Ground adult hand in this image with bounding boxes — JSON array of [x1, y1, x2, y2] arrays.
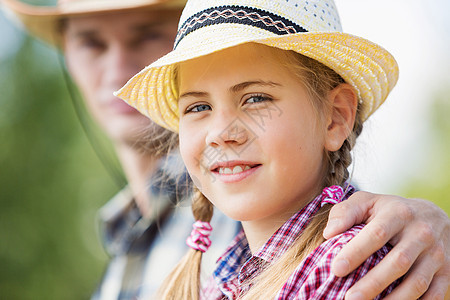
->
[[323, 192, 450, 300]]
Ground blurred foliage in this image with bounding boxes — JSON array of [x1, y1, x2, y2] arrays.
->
[[400, 90, 450, 215], [0, 36, 121, 298]]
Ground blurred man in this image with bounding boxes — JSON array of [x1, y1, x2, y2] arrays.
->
[[3, 0, 449, 299]]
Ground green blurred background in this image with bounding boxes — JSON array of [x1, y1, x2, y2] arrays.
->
[[0, 0, 449, 299], [0, 1, 121, 298]]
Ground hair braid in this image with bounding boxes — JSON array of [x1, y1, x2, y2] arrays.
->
[[325, 110, 364, 187], [191, 188, 214, 222], [157, 188, 214, 300]]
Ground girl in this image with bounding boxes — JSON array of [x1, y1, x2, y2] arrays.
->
[[116, 0, 402, 298]]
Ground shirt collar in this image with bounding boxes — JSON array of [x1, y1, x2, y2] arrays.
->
[[97, 156, 192, 256], [97, 185, 172, 256]]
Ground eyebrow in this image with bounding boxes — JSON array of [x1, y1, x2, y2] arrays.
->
[[132, 22, 173, 33], [179, 80, 282, 99], [179, 91, 209, 99], [229, 80, 282, 93], [68, 29, 97, 40], [69, 21, 170, 40]]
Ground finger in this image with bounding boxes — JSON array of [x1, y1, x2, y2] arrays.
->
[[324, 191, 375, 239], [418, 273, 449, 300], [422, 268, 450, 300], [345, 240, 444, 300], [331, 215, 406, 277], [383, 245, 445, 300], [343, 243, 420, 299], [420, 249, 449, 300]]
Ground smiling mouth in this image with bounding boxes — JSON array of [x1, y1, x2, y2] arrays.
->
[[214, 164, 261, 175]]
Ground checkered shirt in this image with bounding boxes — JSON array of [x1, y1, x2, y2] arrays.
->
[[202, 185, 402, 299]]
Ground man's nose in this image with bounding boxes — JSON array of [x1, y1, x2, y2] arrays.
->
[[102, 44, 141, 87]]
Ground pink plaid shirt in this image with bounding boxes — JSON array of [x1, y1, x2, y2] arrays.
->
[[201, 185, 402, 299]]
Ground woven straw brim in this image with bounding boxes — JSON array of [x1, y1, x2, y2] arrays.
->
[[115, 26, 398, 132], [2, 0, 185, 46]]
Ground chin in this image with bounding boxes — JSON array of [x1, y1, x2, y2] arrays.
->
[[214, 204, 259, 222], [209, 193, 263, 220]]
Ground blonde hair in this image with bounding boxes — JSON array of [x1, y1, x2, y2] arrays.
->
[[158, 45, 364, 299], [157, 189, 214, 300], [134, 123, 179, 157]]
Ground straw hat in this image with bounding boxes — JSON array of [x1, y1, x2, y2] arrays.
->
[[1, 0, 187, 46], [115, 0, 399, 132]]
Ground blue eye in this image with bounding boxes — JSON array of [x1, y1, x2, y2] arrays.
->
[[186, 103, 211, 113], [245, 94, 271, 104]]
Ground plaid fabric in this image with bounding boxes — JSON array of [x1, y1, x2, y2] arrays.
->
[[91, 159, 240, 300], [203, 185, 402, 299]]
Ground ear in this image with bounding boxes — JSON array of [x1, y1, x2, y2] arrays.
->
[[324, 83, 358, 152]]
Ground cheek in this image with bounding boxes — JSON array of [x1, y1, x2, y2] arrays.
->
[[179, 128, 193, 167], [262, 111, 325, 169], [67, 57, 98, 99], [179, 124, 203, 176], [67, 59, 104, 121], [179, 126, 212, 192]]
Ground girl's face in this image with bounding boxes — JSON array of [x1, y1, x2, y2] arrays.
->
[[178, 44, 329, 226]]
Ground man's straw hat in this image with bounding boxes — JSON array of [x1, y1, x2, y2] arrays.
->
[[115, 0, 399, 132], [1, 0, 187, 46]]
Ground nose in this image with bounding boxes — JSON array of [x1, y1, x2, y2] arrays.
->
[[205, 110, 249, 149], [102, 43, 142, 88]]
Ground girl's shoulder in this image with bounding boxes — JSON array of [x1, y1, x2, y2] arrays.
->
[[276, 224, 398, 299]]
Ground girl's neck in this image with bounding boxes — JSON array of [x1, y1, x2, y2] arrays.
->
[[241, 210, 300, 253], [115, 142, 159, 219], [241, 185, 324, 254]]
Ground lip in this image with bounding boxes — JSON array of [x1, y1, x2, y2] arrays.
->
[[210, 160, 262, 183]]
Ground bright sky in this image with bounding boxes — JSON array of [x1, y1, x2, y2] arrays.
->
[[1, 0, 449, 193]]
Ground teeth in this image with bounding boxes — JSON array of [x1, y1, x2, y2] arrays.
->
[[223, 167, 232, 174], [218, 165, 252, 175], [232, 166, 243, 174]]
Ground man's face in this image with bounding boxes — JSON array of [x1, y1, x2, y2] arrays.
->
[[63, 10, 180, 145]]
